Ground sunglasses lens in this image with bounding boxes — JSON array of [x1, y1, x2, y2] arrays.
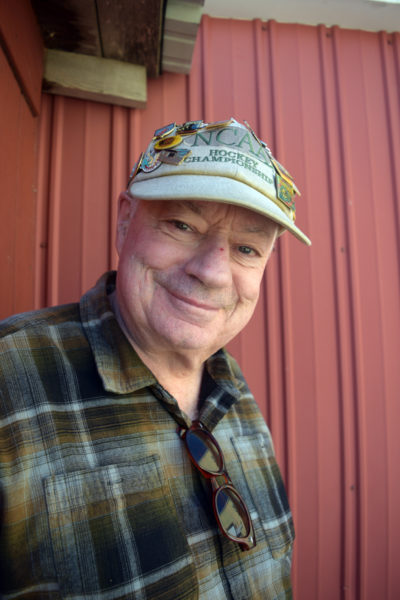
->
[[185, 429, 223, 473], [215, 487, 250, 539]]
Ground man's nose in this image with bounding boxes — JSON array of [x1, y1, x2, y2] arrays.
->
[[184, 237, 232, 288]]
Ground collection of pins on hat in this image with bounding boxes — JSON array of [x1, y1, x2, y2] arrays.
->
[[127, 119, 300, 214]]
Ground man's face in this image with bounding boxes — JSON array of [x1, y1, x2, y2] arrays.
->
[[115, 196, 278, 360]]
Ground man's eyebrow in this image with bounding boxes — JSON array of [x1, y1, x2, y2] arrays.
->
[[240, 225, 277, 236], [173, 202, 277, 237], [242, 226, 266, 233], [179, 201, 202, 215]]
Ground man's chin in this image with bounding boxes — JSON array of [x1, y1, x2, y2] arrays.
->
[[157, 324, 223, 356]]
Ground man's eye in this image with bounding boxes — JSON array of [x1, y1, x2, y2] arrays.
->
[[172, 220, 191, 231], [238, 245, 255, 255]]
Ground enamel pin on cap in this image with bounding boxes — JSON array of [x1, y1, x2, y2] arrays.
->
[[127, 152, 144, 187], [153, 122, 177, 139], [177, 120, 203, 135], [159, 149, 192, 165], [126, 117, 311, 246], [244, 120, 273, 166], [141, 151, 161, 173], [276, 174, 296, 210], [204, 119, 233, 130], [154, 135, 183, 150]]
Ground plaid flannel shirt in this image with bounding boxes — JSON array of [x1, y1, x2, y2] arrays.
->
[[0, 272, 294, 600]]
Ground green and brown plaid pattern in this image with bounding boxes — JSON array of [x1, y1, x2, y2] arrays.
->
[[0, 272, 294, 599]]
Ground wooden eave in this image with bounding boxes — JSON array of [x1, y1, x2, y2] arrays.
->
[[31, 0, 165, 79], [31, 0, 204, 108]]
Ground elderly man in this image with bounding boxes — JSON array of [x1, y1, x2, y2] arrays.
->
[[0, 118, 310, 599]]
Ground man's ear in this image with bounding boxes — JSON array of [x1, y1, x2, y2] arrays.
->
[[115, 192, 138, 255]]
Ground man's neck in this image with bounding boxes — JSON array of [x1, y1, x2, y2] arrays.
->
[[140, 352, 204, 420], [109, 291, 205, 420]]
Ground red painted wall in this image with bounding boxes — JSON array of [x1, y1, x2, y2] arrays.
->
[[2, 11, 400, 600], [0, 0, 43, 317]]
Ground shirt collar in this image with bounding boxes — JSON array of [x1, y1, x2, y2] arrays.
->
[[80, 271, 156, 394]]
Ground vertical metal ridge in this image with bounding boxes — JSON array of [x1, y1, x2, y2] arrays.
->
[[252, 18, 265, 135], [187, 16, 204, 118], [317, 24, 357, 598], [330, 26, 362, 599], [380, 31, 400, 285], [199, 14, 213, 119], [261, 24, 294, 514], [81, 101, 91, 293], [109, 105, 129, 271], [356, 30, 390, 600], [377, 29, 400, 600], [34, 94, 53, 309], [81, 101, 113, 293], [253, 17, 276, 430], [47, 96, 65, 307]]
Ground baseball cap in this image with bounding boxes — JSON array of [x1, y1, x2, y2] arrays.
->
[[127, 118, 311, 246]]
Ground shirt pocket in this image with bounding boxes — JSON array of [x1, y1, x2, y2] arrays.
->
[[231, 433, 295, 560], [43, 455, 198, 599]]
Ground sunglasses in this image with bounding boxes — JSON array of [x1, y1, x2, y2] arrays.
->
[[179, 420, 256, 551]]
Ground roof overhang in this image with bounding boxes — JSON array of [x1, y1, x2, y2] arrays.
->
[[32, 0, 204, 108]]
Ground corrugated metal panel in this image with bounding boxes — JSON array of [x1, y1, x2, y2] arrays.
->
[[35, 17, 400, 600], [0, 0, 43, 320]]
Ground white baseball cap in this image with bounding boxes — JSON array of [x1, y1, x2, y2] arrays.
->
[[127, 118, 311, 246]]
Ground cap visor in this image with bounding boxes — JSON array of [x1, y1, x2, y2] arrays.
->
[[129, 174, 311, 246]]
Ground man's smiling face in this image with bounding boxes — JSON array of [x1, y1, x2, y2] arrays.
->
[[115, 196, 278, 360]]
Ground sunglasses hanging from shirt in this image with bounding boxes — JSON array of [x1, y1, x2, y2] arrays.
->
[[179, 420, 256, 551]]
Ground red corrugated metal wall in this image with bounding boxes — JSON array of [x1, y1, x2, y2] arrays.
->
[[25, 15, 400, 600], [0, 0, 43, 317]]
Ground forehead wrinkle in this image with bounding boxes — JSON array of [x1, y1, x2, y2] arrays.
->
[[239, 225, 276, 237], [174, 200, 203, 214]]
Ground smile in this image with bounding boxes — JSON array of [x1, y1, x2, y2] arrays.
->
[[166, 289, 220, 312]]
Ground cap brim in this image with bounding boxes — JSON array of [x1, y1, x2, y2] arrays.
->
[[129, 174, 311, 246]]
